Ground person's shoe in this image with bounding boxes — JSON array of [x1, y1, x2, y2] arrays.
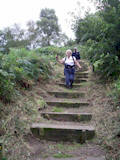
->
[[65, 85, 72, 89], [70, 84, 73, 89], [65, 85, 69, 88], [70, 81, 73, 88]]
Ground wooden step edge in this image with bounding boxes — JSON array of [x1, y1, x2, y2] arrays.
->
[[31, 123, 95, 131], [40, 112, 92, 115], [47, 91, 86, 94], [30, 123, 95, 143]]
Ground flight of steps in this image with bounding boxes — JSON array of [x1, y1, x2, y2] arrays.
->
[[29, 61, 106, 160], [31, 63, 95, 144]]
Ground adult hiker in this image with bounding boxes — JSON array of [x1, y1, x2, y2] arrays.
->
[[72, 47, 80, 62], [72, 47, 81, 71], [56, 49, 82, 88]]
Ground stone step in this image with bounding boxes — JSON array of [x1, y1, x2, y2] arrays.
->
[[58, 83, 83, 88], [41, 105, 94, 115], [48, 91, 85, 98], [31, 123, 95, 143], [46, 100, 89, 108], [40, 112, 92, 122], [61, 78, 87, 83]]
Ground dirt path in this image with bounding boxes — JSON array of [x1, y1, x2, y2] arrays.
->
[[26, 61, 109, 160]]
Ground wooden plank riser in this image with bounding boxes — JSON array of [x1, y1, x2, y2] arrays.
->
[[48, 92, 85, 99], [41, 113, 92, 122], [75, 75, 89, 78], [31, 128, 95, 143], [46, 102, 89, 108]]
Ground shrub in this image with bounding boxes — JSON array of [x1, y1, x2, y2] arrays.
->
[[0, 70, 15, 102], [0, 48, 53, 102], [94, 53, 120, 79]]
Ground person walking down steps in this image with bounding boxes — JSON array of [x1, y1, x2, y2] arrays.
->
[[56, 49, 82, 88], [72, 47, 81, 62], [72, 47, 81, 71]]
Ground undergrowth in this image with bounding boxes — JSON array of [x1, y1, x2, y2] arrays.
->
[[0, 48, 53, 103], [89, 73, 120, 160], [0, 88, 47, 160]]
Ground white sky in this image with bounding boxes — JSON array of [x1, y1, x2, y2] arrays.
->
[[0, 0, 96, 38]]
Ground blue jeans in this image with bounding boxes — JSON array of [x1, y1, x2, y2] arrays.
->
[[64, 67, 75, 87]]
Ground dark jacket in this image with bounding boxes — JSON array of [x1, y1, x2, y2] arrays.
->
[[72, 51, 80, 60]]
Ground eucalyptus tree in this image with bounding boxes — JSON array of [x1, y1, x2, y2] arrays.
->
[[36, 8, 61, 47], [26, 20, 38, 49]]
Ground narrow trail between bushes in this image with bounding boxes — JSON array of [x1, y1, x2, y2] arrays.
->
[[26, 60, 112, 160]]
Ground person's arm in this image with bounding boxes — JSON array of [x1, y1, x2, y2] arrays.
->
[[56, 56, 65, 64], [74, 59, 82, 69]]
